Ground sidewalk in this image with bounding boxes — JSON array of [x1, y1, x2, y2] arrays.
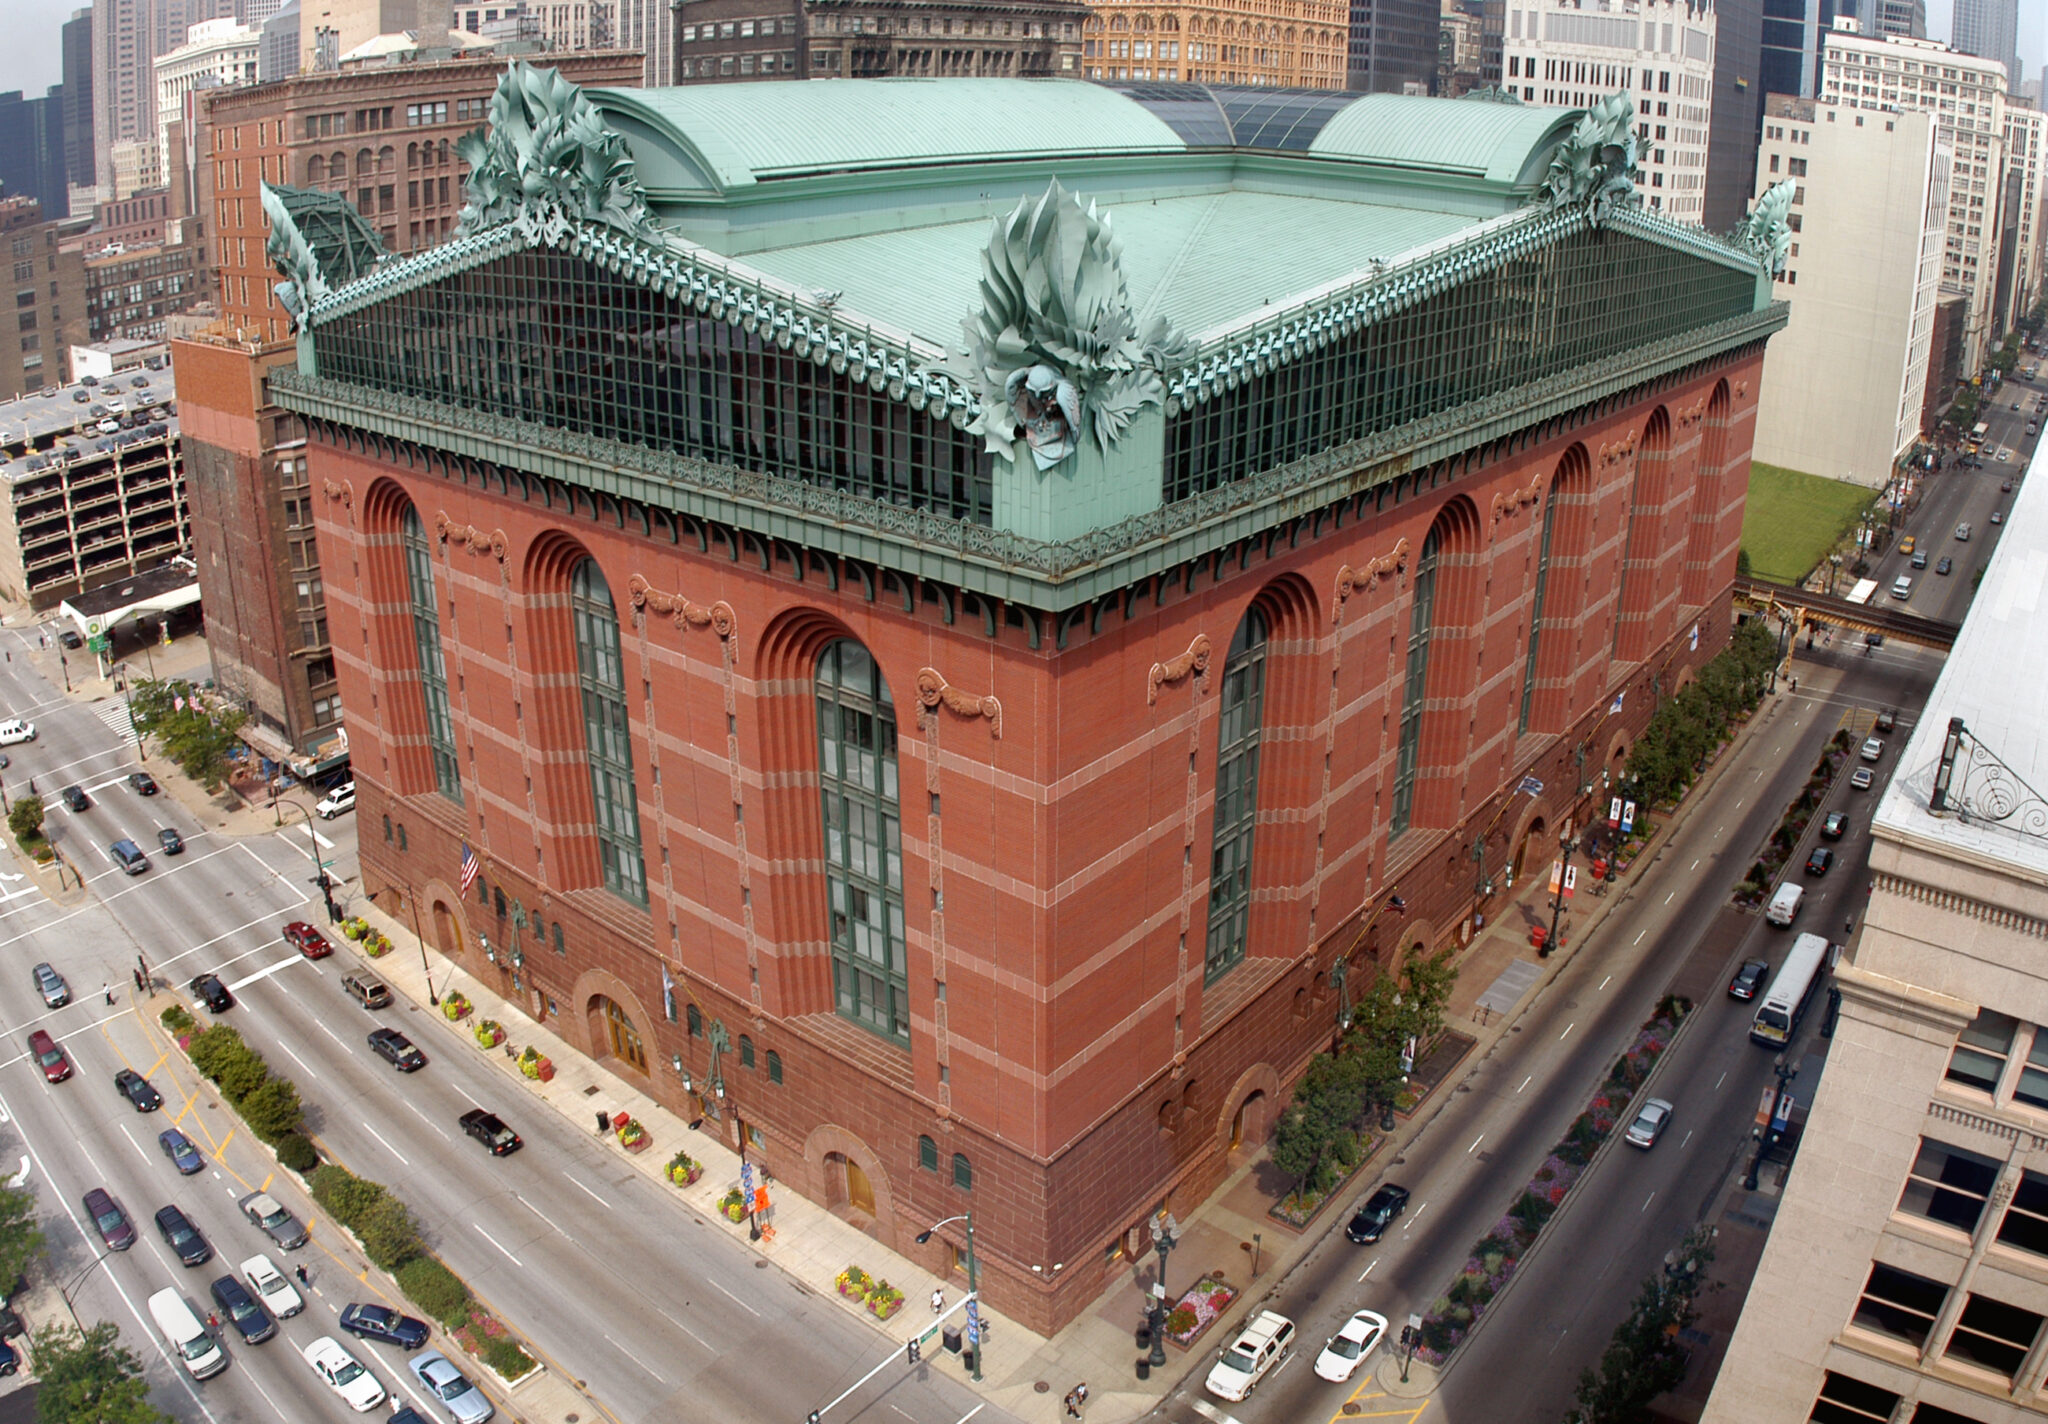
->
[[332, 683, 1798, 1424]]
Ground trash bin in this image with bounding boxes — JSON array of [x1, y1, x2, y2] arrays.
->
[[942, 1325, 962, 1355], [1135, 1326, 1152, 1350], [1135, 1358, 1151, 1382]]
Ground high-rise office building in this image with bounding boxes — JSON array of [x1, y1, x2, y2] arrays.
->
[[153, 17, 259, 184], [0, 196, 90, 394], [1866, 0, 1923, 38], [1761, 0, 1841, 103], [1347, 0, 1440, 92], [616, 0, 671, 85], [0, 91, 72, 220], [259, 0, 301, 80], [61, 10, 95, 205], [1705, 0, 1765, 232], [91, 0, 238, 195], [1503, 0, 1718, 222], [1952, 0, 2018, 89]]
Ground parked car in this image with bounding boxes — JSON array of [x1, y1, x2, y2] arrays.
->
[[158, 1127, 204, 1174], [158, 827, 185, 855], [1911, 550, 1927, 569], [1957, 522, 1973, 540], [27, 1030, 70, 1082], [1624, 1097, 1673, 1149], [283, 921, 333, 959], [1728, 958, 1770, 1000], [60, 784, 88, 812], [189, 974, 232, 1012], [342, 974, 392, 1009], [1992, 509, 2005, 525], [210, 1274, 277, 1344], [82, 1188, 136, 1251], [1851, 766, 1875, 791], [1821, 812, 1848, 840], [2004, 477, 2016, 492], [128, 771, 157, 795], [1875, 709, 1896, 733], [339, 1303, 429, 1350], [55, 628, 80, 649], [114, 1068, 161, 1111], [409, 1350, 495, 1424], [1205, 1309, 1296, 1402], [1312, 1309, 1388, 1384], [1805, 846, 1834, 876], [154, 1205, 213, 1266], [1343, 1183, 1411, 1245], [315, 781, 356, 819], [242, 1254, 304, 1317], [238, 1191, 308, 1250], [459, 1109, 521, 1156], [369, 1028, 426, 1071], [0, 720, 35, 745], [32, 962, 68, 1006], [304, 1336, 387, 1412]]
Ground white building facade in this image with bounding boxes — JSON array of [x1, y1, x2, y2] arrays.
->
[[1821, 21, 2010, 373], [1502, 0, 1716, 222], [454, 0, 612, 49], [152, 17, 258, 186], [1751, 97, 1947, 485], [2002, 105, 2045, 331]]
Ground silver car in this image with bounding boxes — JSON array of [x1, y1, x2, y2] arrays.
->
[[238, 1191, 308, 1250], [33, 962, 68, 1008], [1625, 1097, 1673, 1149], [409, 1350, 495, 1424]]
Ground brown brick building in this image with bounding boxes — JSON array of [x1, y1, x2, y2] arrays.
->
[[1081, 0, 1347, 86], [83, 237, 209, 342], [268, 74, 1787, 1331], [1, 196, 90, 396], [674, 0, 1086, 80]]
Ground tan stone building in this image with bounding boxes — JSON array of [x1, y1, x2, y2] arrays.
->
[[0, 197, 90, 397], [1080, 0, 1346, 86], [1703, 451, 2048, 1423], [672, 0, 1087, 82]]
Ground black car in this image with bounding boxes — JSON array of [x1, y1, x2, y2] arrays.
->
[[459, 1108, 521, 1156], [1728, 958, 1771, 1000], [56, 629, 81, 649], [1821, 812, 1848, 840], [1344, 1183, 1411, 1244], [1805, 846, 1834, 876], [128, 771, 158, 795], [154, 1205, 212, 1266], [210, 1275, 276, 1344], [114, 1068, 161, 1111], [158, 827, 185, 854], [189, 974, 232, 1012], [339, 1303, 430, 1349], [368, 1028, 426, 1071], [60, 784, 89, 812], [1875, 709, 1896, 732], [1937, 556, 1954, 576]]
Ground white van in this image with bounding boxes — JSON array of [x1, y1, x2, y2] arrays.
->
[[148, 1287, 227, 1379], [1766, 882, 1805, 927], [1891, 575, 1913, 600]]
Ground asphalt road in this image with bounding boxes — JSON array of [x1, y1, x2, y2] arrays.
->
[[0, 643, 1024, 1424]]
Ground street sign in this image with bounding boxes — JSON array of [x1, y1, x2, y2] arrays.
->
[[740, 1161, 755, 1217], [1563, 865, 1578, 899], [964, 1296, 981, 1346], [1621, 800, 1637, 834], [1754, 1087, 1777, 1129], [1770, 1091, 1796, 1138]]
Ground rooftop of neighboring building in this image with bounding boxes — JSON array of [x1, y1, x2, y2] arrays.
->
[[0, 363, 179, 478], [1874, 431, 2048, 877]]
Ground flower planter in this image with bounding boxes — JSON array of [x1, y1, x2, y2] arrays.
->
[[867, 1290, 904, 1319], [518, 1048, 551, 1081], [442, 994, 472, 1021], [614, 1114, 649, 1151], [474, 1020, 505, 1049], [666, 1157, 702, 1187]]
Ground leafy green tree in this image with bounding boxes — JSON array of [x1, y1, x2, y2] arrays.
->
[[1272, 1052, 1364, 1196], [309, 1165, 387, 1224], [0, 1182, 44, 1288], [31, 1321, 168, 1424], [125, 679, 246, 790], [1563, 1227, 1716, 1424], [355, 1196, 421, 1271], [7, 796, 42, 845], [237, 1075, 302, 1142], [215, 1046, 269, 1105]]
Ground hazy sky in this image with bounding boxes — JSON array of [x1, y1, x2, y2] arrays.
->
[[0, 0, 2041, 107]]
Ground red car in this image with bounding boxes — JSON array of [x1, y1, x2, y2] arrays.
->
[[283, 922, 332, 959], [27, 1030, 70, 1083]]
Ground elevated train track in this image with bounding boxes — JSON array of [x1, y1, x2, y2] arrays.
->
[[1735, 577, 1958, 653]]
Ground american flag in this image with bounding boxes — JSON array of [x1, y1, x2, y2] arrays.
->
[[459, 843, 480, 894]]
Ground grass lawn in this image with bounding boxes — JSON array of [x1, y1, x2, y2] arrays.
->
[[1741, 462, 1880, 584]]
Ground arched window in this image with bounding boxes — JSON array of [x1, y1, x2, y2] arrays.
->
[[571, 559, 647, 904], [767, 1050, 783, 1084], [306, 155, 325, 183], [816, 640, 908, 1044], [1520, 482, 1560, 735], [1206, 607, 1267, 982], [1392, 528, 1440, 837], [952, 1153, 973, 1191], [739, 1035, 755, 1069], [918, 1134, 939, 1170], [401, 507, 461, 800]]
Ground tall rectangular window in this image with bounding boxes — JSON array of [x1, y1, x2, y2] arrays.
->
[[1520, 485, 1558, 735], [1807, 1371, 1899, 1424], [1897, 1137, 1999, 1235], [1206, 609, 1266, 982], [816, 641, 908, 1044], [401, 509, 460, 801], [1392, 529, 1439, 837], [1948, 1008, 2018, 1093], [571, 561, 646, 905], [1852, 1263, 1947, 1349]]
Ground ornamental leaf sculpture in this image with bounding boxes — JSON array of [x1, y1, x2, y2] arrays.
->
[[261, 183, 331, 328], [455, 60, 651, 239], [961, 180, 1195, 471], [1533, 91, 1642, 227], [1736, 179, 1797, 278]]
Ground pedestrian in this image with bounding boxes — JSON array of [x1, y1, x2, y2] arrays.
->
[[102, 984, 113, 1005], [1075, 1383, 1089, 1411], [294, 1264, 309, 1286], [133, 968, 144, 993], [930, 1288, 944, 1315], [205, 1313, 220, 1330], [1063, 1392, 1080, 1420]]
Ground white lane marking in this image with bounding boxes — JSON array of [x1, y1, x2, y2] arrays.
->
[[118, 1121, 147, 1165], [402, 1101, 450, 1140], [1549, 1329, 1570, 1356], [711, 1277, 760, 1317], [953, 1406, 987, 1424], [1598, 975, 1611, 991], [1357, 1258, 1378, 1284], [1680, 1130, 1694, 1150], [1407, 1202, 1428, 1226], [1633, 929, 1646, 945], [563, 1173, 611, 1209], [473, 1223, 523, 1266], [1689, 858, 1700, 871], [1714, 1071, 1727, 1092], [5, 1157, 25, 1187], [226, 955, 306, 993], [1517, 1075, 1532, 1094], [361, 1121, 409, 1166], [1560, 1021, 1576, 1042], [452, 1083, 484, 1109], [273, 1038, 314, 1075], [1467, 1134, 1484, 1155], [1191, 1399, 1240, 1424], [312, 1019, 355, 1056], [1663, 891, 1675, 905], [656, 1307, 713, 1352], [1642, 1191, 1656, 1213], [514, 1193, 572, 1242], [604, 1333, 667, 1382]]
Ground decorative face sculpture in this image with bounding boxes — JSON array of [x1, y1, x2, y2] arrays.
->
[[1006, 364, 1082, 470]]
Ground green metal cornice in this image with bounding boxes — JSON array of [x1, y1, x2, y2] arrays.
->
[[272, 300, 1784, 614], [1166, 203, 1766, 409]]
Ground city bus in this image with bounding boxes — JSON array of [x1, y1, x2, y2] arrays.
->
[[1750, 932, 1833, 1047], [1843, 578, 1878, 606]]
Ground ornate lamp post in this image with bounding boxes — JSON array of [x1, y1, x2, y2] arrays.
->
[[1145, 1213, 1181, 1368], [916, 1214, 981, 1381], [1541, 831, 1572, 959], [368, 886, 438, 1006]]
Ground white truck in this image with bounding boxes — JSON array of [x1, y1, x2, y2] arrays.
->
[[1766, 882, 1804, 927], [1205, 1309, 1296, 1401]]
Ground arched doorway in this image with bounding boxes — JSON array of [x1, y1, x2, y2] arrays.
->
[[433, 901, 460, 958], [846, 1158, 876, 1216], [593, 996, 646, 1073], [1230, 1090, 1268, 1152]]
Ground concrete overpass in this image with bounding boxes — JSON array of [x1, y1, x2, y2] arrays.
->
[[1735, 578, 1959, 653]]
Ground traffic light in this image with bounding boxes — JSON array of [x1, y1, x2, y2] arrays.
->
[[907, 1338, 922, 1365]]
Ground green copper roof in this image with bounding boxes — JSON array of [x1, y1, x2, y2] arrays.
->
[[593, 80, 1189, 194], [1309, 94, 1580, 185]]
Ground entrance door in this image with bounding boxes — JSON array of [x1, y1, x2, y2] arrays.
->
[[599, 997, 646, 1073], [846, 1158, 876, 1216], [434, 902, 460, 958]]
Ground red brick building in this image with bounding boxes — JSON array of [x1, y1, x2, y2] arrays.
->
[[269, 73, 1788, 1330]]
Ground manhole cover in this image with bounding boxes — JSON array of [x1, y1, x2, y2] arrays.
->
[[1342, 1405, 1364, 1416], [566, 1416, 579, 1423], [755, 1260, 768, 1269], [1034, 1382, 1050, 1394], [582, 1085, 600, 1096]]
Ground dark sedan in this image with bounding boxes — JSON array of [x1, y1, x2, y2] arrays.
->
[[60, 784, 89, 812], [128, 771, 158, 796], [83, 1188, 135, 1251], [1820, 812, 1848, 840], [210, 1275, 276, 1344], [114, 1068, 161, 1111], [1937, 556, 1954, 576], [154, 1205, 212, 1266], [368, 1028, 426, 1072], [1728, 958, 1771, 1000], [189, 974, 233, 1012], [339, 1303, 430, 1350], [1344, 1183, 1412, 1244], [1804, 846, 1833, 876], [158, 1128, 204, 1175], [158, 827, 185, 854]]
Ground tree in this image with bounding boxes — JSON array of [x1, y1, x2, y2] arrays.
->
[[0, 1182, 44, 1288], [125, 678, 246, 790], [1271, 1052, 1364, 1196], [31, 1321, 168, 1424], [1563, 1227, 1716, 1424], [7, 796, 41, 845], [237, 1075, 302, 1142], [354, 1196, 422, 1271]]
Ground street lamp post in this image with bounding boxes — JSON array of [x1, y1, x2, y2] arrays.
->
[[916, 1213, 981, 1381], [276, 799, 334, 920], [58, 1251, 112, 1328], [370, 886, 438, 1007], [1541, 831, 1572, 959], [1145, 1213, 1181, 1369]]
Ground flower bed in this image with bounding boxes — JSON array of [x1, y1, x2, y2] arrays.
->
[[1161, 1274, 1236, 1349], [612, 1113, 649, 1152], [720, 1188, 746, 1223], [1413, 995, 1691, 1365]]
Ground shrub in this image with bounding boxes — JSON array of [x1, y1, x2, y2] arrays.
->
[[309, 1165, 387, 1225], [186, 1024, 247, 1080], [397, 1258, 471, 1328], [274, 1132, 319, 1173], [481, 1333, 534, 1379], [159, 1004, 193, 1033], [216, 1045, 269, 1105], [238, 1075, 302, 1141], [354, 1196, 421, 1271]]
